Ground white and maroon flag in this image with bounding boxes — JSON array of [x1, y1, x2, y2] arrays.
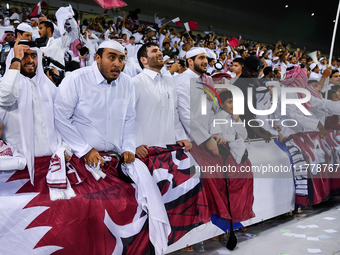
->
[[29, 1, 42, 18], [284, 130, 340, 206], [0, 146, 213, 254], [171, 17, 182, 27], [184, 21, 198, 32]]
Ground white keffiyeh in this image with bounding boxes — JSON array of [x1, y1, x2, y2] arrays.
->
[[6, 47, 74, 200]]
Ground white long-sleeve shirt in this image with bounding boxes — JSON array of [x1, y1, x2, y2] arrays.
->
[[54, 61, 136, 158], [280, 92, 340, 137], [40, 19, 78, 67], [0, 70, 53, 157], [83, 33, 100, 66], [122, 57, 139, 77], [133, 68, 187, 147], [175, 68, 216, 145], [210, 110, 248, 142], [132, 32, 143, 43], [31, 26, 40, 40]]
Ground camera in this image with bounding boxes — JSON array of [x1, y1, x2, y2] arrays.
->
[[5, 39, 66, 85], [79, 46, 89, 56], [42, 55, 65, 86]]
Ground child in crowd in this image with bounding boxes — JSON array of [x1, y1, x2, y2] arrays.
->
[[210, 91, 247, 164], [0, 119, 26, 170], [210, 90, 248, 142]]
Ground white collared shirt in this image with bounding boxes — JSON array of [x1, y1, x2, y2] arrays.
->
[[54, 61, 136, 157], [133, 68, 186, 147], [40, 20, 78, 67], [0, 70, 55, 157], [174, 68, 215, 145], [210, 110, 248, 142], [30, 76, 53, 156]]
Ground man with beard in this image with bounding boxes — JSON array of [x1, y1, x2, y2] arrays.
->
[[133, 42, 190, 158], [1, 30, 15, 44], [0, 30, 15, 76], [175, 47, 224, 155], [0, 37, 72, 191], [54, 40, 136, 165]]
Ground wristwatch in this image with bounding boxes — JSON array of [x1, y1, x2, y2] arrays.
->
[[11, 58, 21, 64]]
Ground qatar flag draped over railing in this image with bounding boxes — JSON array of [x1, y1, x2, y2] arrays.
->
[[0, 142, 257, 254], [0, 145, 236, 254], [284, 130, 340, 206]]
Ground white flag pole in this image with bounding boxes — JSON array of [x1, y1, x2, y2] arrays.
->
[[325, 0, 340, 99], [165, 17, 178, 25]]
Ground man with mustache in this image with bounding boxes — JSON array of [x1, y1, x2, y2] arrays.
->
[[175, 47, 224, 155], [133, 42, 190, 158], [0, 37, 72, 188], [54, 40, 136, 165]]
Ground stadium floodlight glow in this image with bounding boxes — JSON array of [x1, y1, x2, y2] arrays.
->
[[311, 13, 315, 16], [285, 5, 288, 8]]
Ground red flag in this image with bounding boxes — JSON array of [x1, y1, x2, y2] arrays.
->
[[29, 1, 41, 18], [227, 37, 239, 47], [94, 0, 127, 9], [184, 21, 198, 31], [103, 9, 108, 15]]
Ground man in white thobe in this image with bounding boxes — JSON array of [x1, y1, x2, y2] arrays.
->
[[0, 38, 70, 184], [54, 40, 136, 165], [133, 42, 190, 158], [38, 18, 78, 67], [175, 47, 224, 156]]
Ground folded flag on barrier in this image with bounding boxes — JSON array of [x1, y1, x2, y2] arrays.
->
[[284, 130, 340, 206], [0, 145, 213, 254]]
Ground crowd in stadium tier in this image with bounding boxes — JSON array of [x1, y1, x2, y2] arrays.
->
[[1, 4, 340, 254], [0, 4, 340, 162]]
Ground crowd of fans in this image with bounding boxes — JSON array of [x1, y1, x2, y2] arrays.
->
[[1, 3, 340, 253], [1, 4, 340, 154]]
